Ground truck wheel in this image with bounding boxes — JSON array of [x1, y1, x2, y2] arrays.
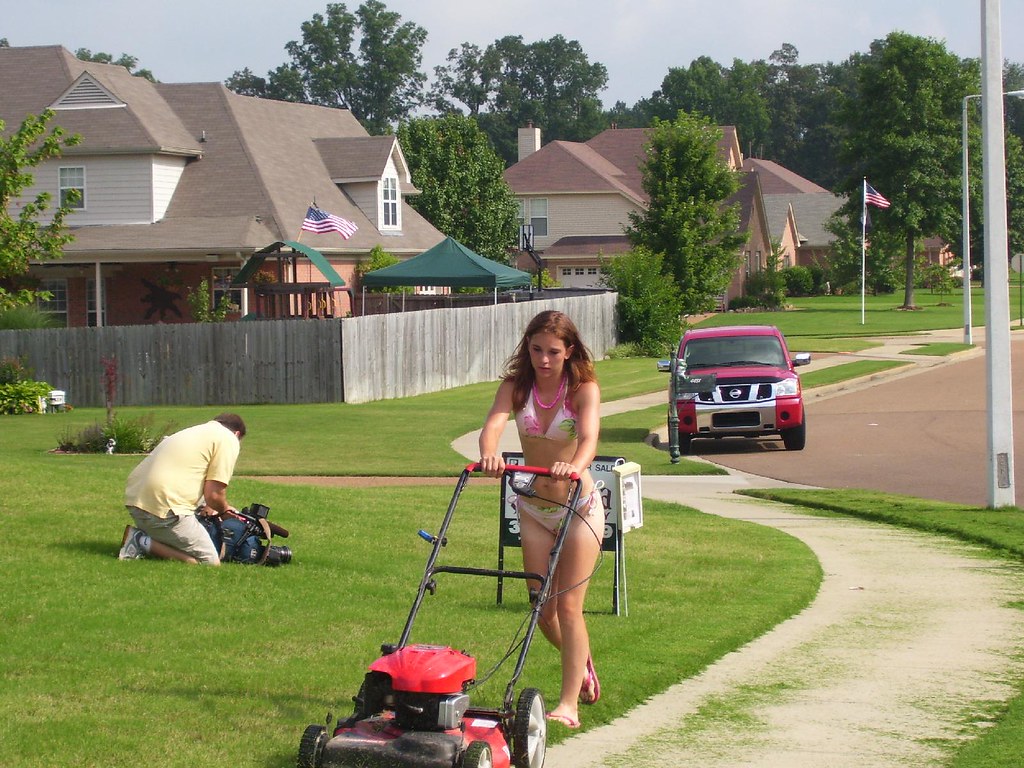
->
[[464, 740, 494, 768], [297, 724, 326, 768], [678, 432, 693, 455], [512, 688, 546, 768], [782, 421, 806, 451]]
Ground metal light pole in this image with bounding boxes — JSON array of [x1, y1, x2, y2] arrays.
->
[[981, 0, 1015, 507], [961, 87, 1024, 346]]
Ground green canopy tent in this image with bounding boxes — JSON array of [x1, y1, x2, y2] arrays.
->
[[233, 240, 349, 318], [360, 236, 531, 313]]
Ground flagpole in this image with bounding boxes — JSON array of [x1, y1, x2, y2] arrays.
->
[[861, 177, 867, 325], [296, 202, 313, 243]]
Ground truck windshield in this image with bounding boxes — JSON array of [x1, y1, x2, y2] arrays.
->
[[683, 336, 786, 369]]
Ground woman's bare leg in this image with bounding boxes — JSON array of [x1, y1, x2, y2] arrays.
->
[[520, 507, 602, 724]]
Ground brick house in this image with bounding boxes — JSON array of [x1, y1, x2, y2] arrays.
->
[[504, 124, 828, 307], [0, 45, 444, 326]]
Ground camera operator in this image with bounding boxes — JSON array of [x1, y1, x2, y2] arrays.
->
[[119, 413, 246, 565]]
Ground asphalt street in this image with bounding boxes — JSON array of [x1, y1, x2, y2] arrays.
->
[[677, 330, 1024, 507]]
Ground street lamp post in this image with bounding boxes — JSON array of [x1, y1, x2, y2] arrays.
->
[[961, 88, 1024, 345]]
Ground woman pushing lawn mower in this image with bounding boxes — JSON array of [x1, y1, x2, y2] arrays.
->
[[478, 310, 603, 730]]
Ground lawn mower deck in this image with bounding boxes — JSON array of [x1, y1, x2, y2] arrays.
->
[[298, 465, 579, 768]]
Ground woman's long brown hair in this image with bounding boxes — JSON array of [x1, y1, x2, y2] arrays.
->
[[503, 310, 596, 411]]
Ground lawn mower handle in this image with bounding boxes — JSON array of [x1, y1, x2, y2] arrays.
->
[[465, 462, 581, 481]]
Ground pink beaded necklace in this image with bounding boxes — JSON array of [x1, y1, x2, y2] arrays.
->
[[532, 376, 567, 410]]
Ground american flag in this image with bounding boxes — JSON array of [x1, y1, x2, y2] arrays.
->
[[864, 181, 891, 209], [301, 206, 359, 239]]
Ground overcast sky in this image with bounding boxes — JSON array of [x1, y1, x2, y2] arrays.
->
[[3, 1, 1023, 108]]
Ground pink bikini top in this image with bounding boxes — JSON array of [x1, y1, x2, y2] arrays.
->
[[515, 385, 578, 441]]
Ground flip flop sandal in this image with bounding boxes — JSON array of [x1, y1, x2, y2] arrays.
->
[[579, 654, 601, 705], [546, 712, 580, 729]]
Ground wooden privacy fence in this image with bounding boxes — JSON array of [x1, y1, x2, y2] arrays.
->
[[0, 293, 617, 407]]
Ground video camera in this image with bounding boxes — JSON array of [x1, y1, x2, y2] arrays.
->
[[200, 502, 292, 566]]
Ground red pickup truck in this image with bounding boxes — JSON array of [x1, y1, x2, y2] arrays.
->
[[662, 325, 811, 454]]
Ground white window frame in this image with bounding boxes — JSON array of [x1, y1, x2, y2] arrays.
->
[[86, 277, 107, 327], [37, 278, 68, 326], [212, 267, 243, 311], [382, 177, 399, 228], [529, 198, 548, 237], [59, 166, 85, 209]]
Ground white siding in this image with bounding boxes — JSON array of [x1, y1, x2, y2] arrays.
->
[[526, 193, 637, 249], [152, 156, 187, 220], [11, 154, 173, 225]]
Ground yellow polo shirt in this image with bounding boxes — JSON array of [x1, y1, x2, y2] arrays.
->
[[124, 420, 240, 518]]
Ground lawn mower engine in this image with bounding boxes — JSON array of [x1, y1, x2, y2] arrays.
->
[[299, 644, 513, 768]]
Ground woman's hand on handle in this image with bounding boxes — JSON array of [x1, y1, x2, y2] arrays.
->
[[478, 454, 506, 478], [549, 461, 579, 481]]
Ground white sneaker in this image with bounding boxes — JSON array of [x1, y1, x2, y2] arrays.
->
[[118, 525, 146, 560]]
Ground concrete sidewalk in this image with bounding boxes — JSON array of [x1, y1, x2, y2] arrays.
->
[[543, 471, 1024, 767]]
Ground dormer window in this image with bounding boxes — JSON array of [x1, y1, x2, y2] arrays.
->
[[382, 177, 399, 228]]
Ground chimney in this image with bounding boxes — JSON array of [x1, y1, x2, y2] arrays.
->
[[518, 121, 541, 162]]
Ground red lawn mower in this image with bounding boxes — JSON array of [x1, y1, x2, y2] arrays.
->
[[297, 464, 582, 768]]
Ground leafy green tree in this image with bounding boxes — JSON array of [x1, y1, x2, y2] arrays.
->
[[627, 44, 854, 189], [74, 48, 155, 81], [600, 247, 683, 356], [396, 115, 518, 262], [643, 56, 771, 154], [838, 32, 976, 309], [625, 111, 747, 314], [1005, 133, 1024, 261], [186, 278, 232, 322], [0, 110, 82, 310], [429, 34, 608, 164], [824, 214, 899, 295], [760, 45, 855, 189], [226, 1, 427, 135], [224, 65, 306, 102], [744, 239, 787, 308], [357, 245, 409, 293]]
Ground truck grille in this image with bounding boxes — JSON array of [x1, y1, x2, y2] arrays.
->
[[698, 383, 773, 404]]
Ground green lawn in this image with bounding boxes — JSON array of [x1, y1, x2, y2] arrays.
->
[[696, 286, 980, 339], [5, 302, 1024, 767], [0, 405, 819, 767]]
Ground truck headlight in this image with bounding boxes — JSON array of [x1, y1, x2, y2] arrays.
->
[[776, 378, 799, 396]]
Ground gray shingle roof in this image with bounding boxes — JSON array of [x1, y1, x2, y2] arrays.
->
[[1, 45, 443, 257], [763, 192, 843, 247]]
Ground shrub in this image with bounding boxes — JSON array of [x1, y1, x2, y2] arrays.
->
[[743, 270, 785, 309], [0, 305, 59, 329], [782, 266, 814, 297], [806, 265, 828, 294], [0, 380, 52, 414], [0, 355, 33, 385], [187, 278, 233, 322], [601, 247, 683, 357], [727, 294, 763, 311], [57, 414, 175, 454], [605, 342, 644, 359]]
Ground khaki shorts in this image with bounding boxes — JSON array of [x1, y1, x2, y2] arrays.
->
[[127, 506, 220, 564]]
